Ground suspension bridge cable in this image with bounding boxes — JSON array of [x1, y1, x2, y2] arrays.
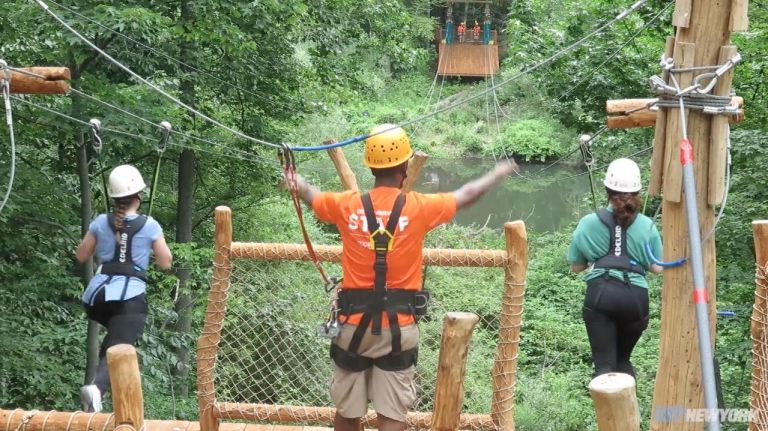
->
[[33, 0, 282, 150], [44, 0, 274, 103], [11, 96, 279, 165], [290, 0, 651, 152], [67, 88, 275, 163], [549, 144, 654, 185], [557, 1, 674, 102]]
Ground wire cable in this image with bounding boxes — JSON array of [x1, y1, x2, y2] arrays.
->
[[290, 0, 651, 151], [557, 1, 674, 102], [11, 95, 279, 165], [45, 0, 272, 102], [0, 64, 17, 215], [34, 0, 281, 149], [67, 88, 276, 164]]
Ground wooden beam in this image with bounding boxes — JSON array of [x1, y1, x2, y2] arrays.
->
[[491, 221, 528, 430], [107, 345, 144, 431], [589, 373, 640, 431], [649, 36, 677, 196], [605, 96, 743, 129], [432, 312, 480, 431], [7, 67, 71, 94], [326, 144, 359, 192], [213, 403, 496, 430], [230, 242, 509, 268], [672, 0, 692, 28], [402, 151, 428, 193], [196, 207, 232, 431], [750, 221, 768, 431]]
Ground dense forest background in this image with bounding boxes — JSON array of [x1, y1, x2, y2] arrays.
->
[[1, 0, 767, 430]]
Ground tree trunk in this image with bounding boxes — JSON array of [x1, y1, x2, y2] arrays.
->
[[73, 84, 99, 385], [173, 0, 197, 397]]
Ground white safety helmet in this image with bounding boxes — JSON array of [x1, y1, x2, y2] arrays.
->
[[603, 158, 642, 193], [108, 165, 146, 198]]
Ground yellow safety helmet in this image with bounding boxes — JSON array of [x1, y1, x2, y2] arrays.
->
[[364, 124, 413, 168]]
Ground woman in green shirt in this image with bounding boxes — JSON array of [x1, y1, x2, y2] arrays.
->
[[567, 158, 663, 378]]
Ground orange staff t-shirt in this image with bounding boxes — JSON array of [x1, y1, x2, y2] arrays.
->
[[312, 186, 457, 327]]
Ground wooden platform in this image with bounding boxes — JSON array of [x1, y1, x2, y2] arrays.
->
[[437, 43, 499, 77]]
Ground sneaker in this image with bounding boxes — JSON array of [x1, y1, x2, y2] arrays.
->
[[80, 385, 102, 413]]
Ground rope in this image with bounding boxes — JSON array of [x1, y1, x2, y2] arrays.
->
[[290, 0, 651, 152], [13, 410, 39, 431], [4, 409, 21, 431], [0, 60, 17, 216], [64, 411, 83, 431], [279, 146, 331, 285], [147, 121, 171, 217], [89, 118, 110, 212], [40, 411, 56, 431], [34, 0, 281, 149]]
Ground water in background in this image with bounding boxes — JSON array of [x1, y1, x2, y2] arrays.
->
[[301, 156, 598, 232]]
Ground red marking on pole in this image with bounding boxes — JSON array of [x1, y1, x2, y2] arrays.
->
[[680, 138, 694, 165], [693, 288, 708, 304]]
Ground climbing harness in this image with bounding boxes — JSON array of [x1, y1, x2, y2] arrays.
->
[[99, 214, 149, 300], [89, 118, 110, 212], [278, 145, 341, 337], [646, 50, 743, 431], [330, 193, 427, 372], [593, 209, 646, 282], [0, 60, 16, 216], [147, 121, 171, 217]]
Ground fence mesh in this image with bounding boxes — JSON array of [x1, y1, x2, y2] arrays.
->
[[751, 263, 768, 428], [209, 247, 512, 427]]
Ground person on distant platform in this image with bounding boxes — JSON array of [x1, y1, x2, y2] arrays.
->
[[287, 125, 518, 431], [75, 165, 172, 412], [472, 21, 481, 42], [457, 21, 466, 43], [567, 158, 662, 379]]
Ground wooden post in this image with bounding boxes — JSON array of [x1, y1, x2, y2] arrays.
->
[[750, 221, 768, 430], [326, 144, 359, 192], [197, 207, 233, 431], [650, 1, 742, 430], [432, 312, 480, 431], [589, 373, 640, 431], [6, 67, 71, 94], [402, 151, 429, 193], [107, 344, 144, 431], [491, 221, 527, 431], [708, 46, 738, 206]]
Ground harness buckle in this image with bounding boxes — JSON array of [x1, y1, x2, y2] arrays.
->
[[369, 227, 395, 251]]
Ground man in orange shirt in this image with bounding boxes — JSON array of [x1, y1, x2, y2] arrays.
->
[[293, 124, 517, 431]]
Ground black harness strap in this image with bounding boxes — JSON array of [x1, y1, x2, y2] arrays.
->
[[593, 209, 646, 281], [101, 214, 149, 283]]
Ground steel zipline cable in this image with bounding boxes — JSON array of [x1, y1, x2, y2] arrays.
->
[[33, 0, 282, 150], [11, 95, 281, 166], [288, 0, 651, 152], [33, 0, 651, 153]]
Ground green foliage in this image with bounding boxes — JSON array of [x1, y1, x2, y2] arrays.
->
[[493, 118, 570, 161]]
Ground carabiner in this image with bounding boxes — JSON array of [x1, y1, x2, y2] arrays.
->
[[89, 118, 103, 154]]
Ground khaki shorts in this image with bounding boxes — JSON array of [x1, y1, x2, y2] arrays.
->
[[330, 323, 419, 422]]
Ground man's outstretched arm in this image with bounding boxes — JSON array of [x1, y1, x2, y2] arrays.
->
[[452, 159, 519, 209], [294, 174, 321, 207]]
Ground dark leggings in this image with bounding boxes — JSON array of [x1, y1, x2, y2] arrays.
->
[[582, 275, 649, 378], [84, 291, 148, 394]]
